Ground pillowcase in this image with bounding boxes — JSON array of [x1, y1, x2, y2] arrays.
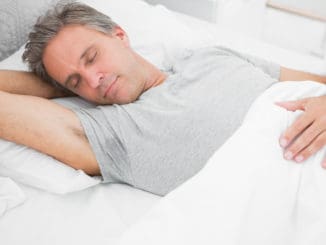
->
[[80, 0, 213, 70], [0, 45, 28, 71], [0, 137, 101, 194], [0, 0, 60, 61]]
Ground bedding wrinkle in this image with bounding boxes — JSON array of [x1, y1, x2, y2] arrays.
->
[[118, 82, 326, 245], [0, 177, 25, 217], [1, 0, 326, 244]]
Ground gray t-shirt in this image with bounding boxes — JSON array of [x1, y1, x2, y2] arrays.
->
[[73, 46, 280, 196]]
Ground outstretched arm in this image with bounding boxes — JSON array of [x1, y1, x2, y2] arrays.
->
[[0, 90, 100, 175], [280, 67, 326, 84], [0, 70, 71, 98]]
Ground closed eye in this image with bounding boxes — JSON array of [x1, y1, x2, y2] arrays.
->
[[72, 76, 81, 88], [65, 74, 81, 90], [86, 51, 97, 65]]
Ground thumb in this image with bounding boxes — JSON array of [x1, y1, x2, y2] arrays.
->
[[274, 98, 307, 111]]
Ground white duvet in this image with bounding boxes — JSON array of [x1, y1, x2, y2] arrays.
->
[[118, 81, 326, 245], [0, 177, 25, 217]]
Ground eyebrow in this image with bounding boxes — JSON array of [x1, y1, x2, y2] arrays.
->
[[63, 45, 93, 87]]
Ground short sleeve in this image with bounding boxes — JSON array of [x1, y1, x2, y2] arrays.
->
[[72, 106, 135, 186]]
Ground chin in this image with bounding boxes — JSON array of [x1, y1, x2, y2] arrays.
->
[[115, 98, 135, 105], [115, 92, 141, 105], [82, 97, 112, 105], [89, 91, 141, 105]]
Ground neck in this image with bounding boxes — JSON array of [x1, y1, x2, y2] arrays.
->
[[135, 52, 167, 91]]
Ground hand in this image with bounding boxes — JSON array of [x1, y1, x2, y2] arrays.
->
[[275, 95, 326, 167]]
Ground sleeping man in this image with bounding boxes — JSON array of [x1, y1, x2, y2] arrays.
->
[[0, 2, 325, 195]]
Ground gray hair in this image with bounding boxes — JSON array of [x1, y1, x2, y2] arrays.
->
[[22, 1, 118, 89]]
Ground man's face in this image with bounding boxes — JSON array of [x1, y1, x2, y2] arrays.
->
[[43, 25, 148, 104]]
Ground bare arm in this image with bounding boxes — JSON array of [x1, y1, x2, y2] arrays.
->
[[0, 90, 99, 175], [0, 70, 71, 98], [280, 67, 326, 84]]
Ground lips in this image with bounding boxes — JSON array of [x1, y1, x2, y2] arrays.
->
[[103, 75, 118, 98]]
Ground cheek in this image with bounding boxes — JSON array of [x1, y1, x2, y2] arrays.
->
[[99, 49, 121, 68], [74, 86, 98, 103], [101, 48, 133, 72], [118, 81, 143, 103]]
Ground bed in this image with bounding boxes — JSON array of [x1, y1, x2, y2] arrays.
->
[[0, 0, 325, 244]]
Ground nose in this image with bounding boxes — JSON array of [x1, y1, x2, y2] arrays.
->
[[82, 68, 104, 88]]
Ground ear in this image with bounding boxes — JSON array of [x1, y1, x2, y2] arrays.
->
[[112, 26, 130, 47]]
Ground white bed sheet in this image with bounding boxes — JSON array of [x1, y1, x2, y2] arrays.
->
[[1, 2, 326, 245], [118, 82, 326, 245], [0, 182, 159, 244]]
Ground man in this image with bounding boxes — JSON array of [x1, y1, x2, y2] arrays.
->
[[0, 2, 325, 195]]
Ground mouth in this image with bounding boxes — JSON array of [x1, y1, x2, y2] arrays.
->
[[103, 75, 118, 98]]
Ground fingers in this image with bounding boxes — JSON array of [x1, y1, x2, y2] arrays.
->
[[284, 130, 325, 164], [275, 98, 308, 112], [279, 112, 314, 148], [278, 95, 326, 167]]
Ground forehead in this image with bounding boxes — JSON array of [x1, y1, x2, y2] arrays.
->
[[42, 25, 105, 83], [55, 24, 105, 42], [45, 25, 103, 58]]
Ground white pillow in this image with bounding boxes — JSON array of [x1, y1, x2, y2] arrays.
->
[[0, 45, 27, 71], [0, 138, 101, 194], [80, 0, 213, 70], [0, 0, 58, 61]]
